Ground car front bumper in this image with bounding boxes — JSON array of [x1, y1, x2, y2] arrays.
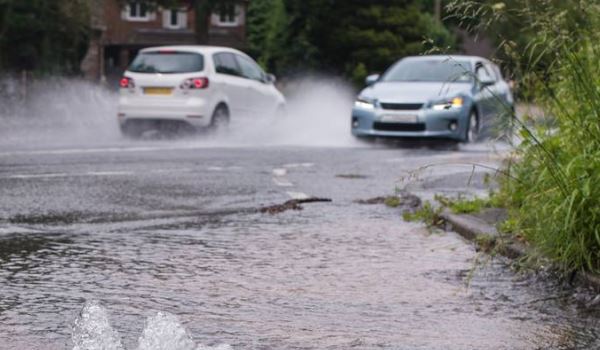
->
[[351, 107, 469, 141]]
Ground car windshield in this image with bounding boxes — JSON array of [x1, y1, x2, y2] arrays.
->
[[382, 59, 472, 83], [128, 52, 204, 73]]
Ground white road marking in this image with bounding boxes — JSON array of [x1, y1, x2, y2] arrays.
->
[[0, 144, 208, 157], [87, 171, 134, 176], [152, 168, 192, 174], [286, 191, 310, 200], [2, 171, 135, 179], [0, 168, 200, 180], [272, 177, 294, 187], [208, 166, 243, 172], [272, 168, 287, 177], [5, 173, 71, 179], [283, 163, 315, 169]]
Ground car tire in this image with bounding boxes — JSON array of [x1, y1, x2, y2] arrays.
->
[[120, 122, 140, 139], [209, 104, 230, 132], [465, 110, 479, 143], [353, 134, 375, 144]]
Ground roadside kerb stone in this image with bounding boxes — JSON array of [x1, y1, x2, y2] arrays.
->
[[439, 209, 600, 293]]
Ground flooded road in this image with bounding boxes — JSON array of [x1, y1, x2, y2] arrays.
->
[[0, 142, 599, 349]]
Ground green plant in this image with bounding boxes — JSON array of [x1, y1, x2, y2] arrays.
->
[[474, 234, 497, 254], [449, 0, 600, 274], [384, 196, 401, 208], [433, 193, 505, 215], [402, 201, 444, 228]]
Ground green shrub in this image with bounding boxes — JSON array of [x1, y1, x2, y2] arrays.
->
[[450, 0, 600, 274], [502, 10, 600, 273], [504, 39, 600, 273]]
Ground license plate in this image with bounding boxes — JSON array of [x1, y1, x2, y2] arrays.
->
[[380, 114, 418, 123], [144, 87, 173, 95]]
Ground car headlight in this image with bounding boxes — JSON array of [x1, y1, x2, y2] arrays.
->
[[432, 97, 464, 110], [354, 98, 376, 110]]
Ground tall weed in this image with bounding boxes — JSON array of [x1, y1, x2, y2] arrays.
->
[[449, 0, 600, 273]]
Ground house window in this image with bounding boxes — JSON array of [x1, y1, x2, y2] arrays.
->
[[214, 4, 241, 26], [163, 9, 187, 29], [124, 2, 152, 22]]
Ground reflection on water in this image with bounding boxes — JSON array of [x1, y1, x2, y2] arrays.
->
[[0, 205, 599, 349]]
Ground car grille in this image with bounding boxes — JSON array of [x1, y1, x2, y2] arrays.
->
[[373, 122, 426, 132], [380, 102, 423, 110]]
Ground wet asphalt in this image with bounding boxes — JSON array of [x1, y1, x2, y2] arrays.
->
[[0, 139, 505, 222], [1, 137, 599, 349]]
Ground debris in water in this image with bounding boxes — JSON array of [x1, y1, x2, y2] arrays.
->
[[354, 192, 422, 213], [354, 197, 387, 205], [260, 198, 332, 214], [335, 174, 369, 179]]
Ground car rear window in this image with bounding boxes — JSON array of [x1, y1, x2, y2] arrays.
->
[[128, 51, 204, 73]]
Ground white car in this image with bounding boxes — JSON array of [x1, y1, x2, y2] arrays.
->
[[117, 45, 286, 137]]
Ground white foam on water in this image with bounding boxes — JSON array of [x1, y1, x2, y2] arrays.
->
[[136, 312, 196, 350], [72, 300, 124, 350], [71, 302, 232, 350], [196, 345, 233, 350]]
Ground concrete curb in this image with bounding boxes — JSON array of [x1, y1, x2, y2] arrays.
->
[[439, 209, 600, 293]]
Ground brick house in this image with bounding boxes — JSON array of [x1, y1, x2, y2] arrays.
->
[[81, 0, 249, 84]]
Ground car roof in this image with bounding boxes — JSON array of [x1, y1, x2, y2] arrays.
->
[[401, 55, 493, 65], [140, 45, 247, 56]]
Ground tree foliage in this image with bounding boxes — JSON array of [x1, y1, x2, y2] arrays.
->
[[0, 0, 91, 74], [247, 0, 287, 70], [248, 0, 456, 84], [446, 0, 591, 79]]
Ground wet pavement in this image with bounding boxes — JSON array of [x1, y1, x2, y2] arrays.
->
[[0, 138, 599, 349]]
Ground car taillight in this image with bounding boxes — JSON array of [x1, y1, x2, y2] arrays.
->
[[120, 76, 135, 89], [180, 77, 209, 90]]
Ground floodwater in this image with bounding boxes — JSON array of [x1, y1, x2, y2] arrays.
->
[[1, 204, 598, 349], [1, 76, 599, 349]]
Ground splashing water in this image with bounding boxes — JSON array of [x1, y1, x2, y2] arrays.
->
[[219, 76, 358, 147], [72, 301, 124, 350], [136, 312, 196, 350], [0, 77, 119, 150], [71, 301, 232, 350], [0, 75, 359, 150]]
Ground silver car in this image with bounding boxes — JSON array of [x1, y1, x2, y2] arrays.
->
[[351, 55, 514, 142]]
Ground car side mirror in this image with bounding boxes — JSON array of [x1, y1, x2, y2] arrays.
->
[[265, 73, 276, 84], [479, 77, 495, 88], [365, 74, 380, 86]]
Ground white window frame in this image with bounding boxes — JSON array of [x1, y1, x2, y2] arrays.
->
[[123, 2, 153, 22], [163, 8, 188, 29], [212, 4, 242, 27]]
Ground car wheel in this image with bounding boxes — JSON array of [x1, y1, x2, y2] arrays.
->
[[353, 134, 375, 144], [120, 122, 140, 139], [209, 105, 230, 132], [465, 111, 479, 143]]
